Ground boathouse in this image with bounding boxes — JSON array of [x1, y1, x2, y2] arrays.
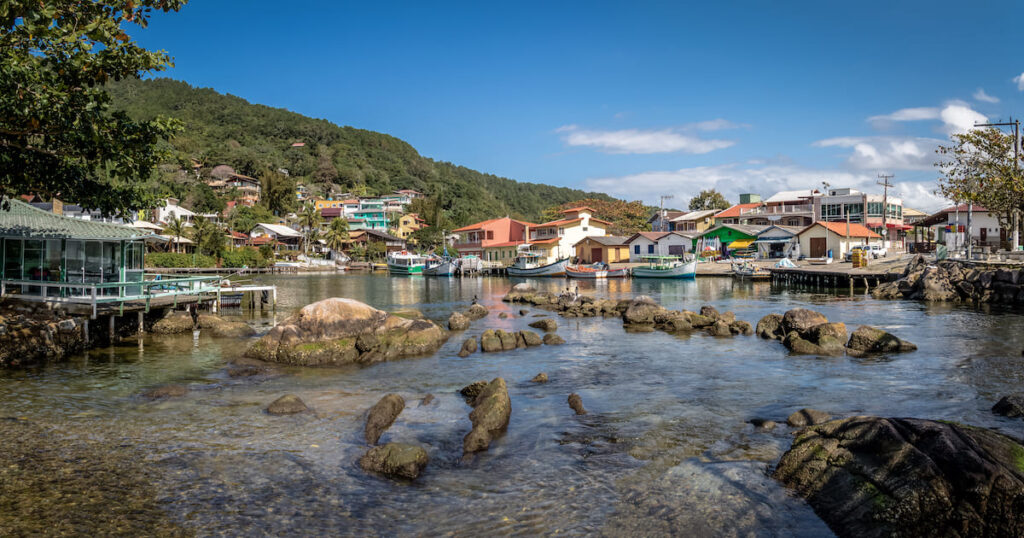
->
[[694, 224, 766, 259], [753, 225, 802, 259], [573, 235, 630, 263]]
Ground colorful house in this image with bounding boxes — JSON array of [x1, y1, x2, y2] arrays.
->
[[694, 224, 766, 258], [670, 209, 717, 233], [712, 203, 762, 226], [452, 217, 535, 257], [796, 221, 882, 260], [573, 236, 630, 263], [625, 232, 695, 262], [527, 207, 610, 264], [392, 213, 426, 242]]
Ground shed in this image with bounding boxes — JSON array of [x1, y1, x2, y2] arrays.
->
[[797, 221, 882, 260], [695, 224, 766, 258], [754, 225, 802, 259], [625, 232, 694, 262], [573, 235, 630, 263]]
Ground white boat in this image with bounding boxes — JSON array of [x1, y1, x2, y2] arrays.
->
[[631, 255, 697, 279], [506, 251, 569, 277], [387, 251, 427, 275], [424, 257, 457, 276], [731, 261, 771, 281], [565, 263, 629, 279]]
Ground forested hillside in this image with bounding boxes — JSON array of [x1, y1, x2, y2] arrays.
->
[[107, 78, 614, 224]]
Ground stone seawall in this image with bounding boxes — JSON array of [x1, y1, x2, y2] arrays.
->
[[872, 255, 1024, 304]]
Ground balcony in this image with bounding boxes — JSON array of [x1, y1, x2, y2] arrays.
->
[[740, 204, 814, 216]]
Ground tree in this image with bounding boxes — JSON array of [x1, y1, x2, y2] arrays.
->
[[190, 215, 224, 257], [186, 182, 226, 214], [387, 211, 403, 234], [258, 167, 296, 216], [936, 128, 1024, 238], [164, 216, 187, 253], [229, 204, 276, 234], [688, 189, 731, 211], [541, 198, 652, 235], [324, 217, 350, 253], [1, 1, 187, 215], [366, 239, 386, 261], [298, 201, 322, 256]]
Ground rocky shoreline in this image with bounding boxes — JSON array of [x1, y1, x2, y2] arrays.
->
[[873, 255, 1024, 304]]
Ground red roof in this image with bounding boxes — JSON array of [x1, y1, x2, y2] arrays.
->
[[801, 221, 882, 239], [529, 237, 561, 245], [714, 203, 761, 219], [320, 208, 344, 217], [534, 217, 583, 228], [226, 230, 249, 239], [453, 217, 536, 232], [249, 236, 277, 245], [937, 204, 988, 213], [560, 206, 596, 214]]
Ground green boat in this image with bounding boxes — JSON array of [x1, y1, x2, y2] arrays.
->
[[387, 251, 426, 275], [631, 255, 697, 279]]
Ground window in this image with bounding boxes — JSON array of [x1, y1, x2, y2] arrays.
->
[[647, 244, 654, 254], [582, 226, 588, 232], [487, 231, 494, 240], [634, 245, 640, 254]]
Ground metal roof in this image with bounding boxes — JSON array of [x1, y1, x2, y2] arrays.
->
[[0, 198, 150, 241]]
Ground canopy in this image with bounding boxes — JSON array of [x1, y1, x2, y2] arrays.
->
[[753, 238, 793, 244], [728, 239, 755, 249]]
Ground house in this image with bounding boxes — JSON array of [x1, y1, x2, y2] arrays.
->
[[452, 217, 535, 257], [625, 232, 695, 262], [670, 209, 717, 233], [814, 188, 905, 244], [918, 204, 1003, 251], [753, 225, 802, 259], [713, 203, 762, 226], [797, 221, 883, 260], [526, 207, 610, 264], [225, 230, 249, 249], [206, 166, 261, 206], [392, 213, 426, 241], [739, 189, 820, 227], [481, 242, 523, 265], [352, 199, 388, 230], [649, 210, 687, 232], [346, 229, 406, 254], [573, 236, 630, 263], [694, 224, 766, 259], [250, 223, 303, 250], [154, 198, 195, 225], [320, 207, 345, 223]]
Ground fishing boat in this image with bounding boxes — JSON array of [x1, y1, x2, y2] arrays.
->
[[565, 262, 629, 279], [731, 261, 771, 281], [631, 255, 697, 279], [506, 251, 569, 277], [387, 251, 427, 275], [424, 256, 457, 276]]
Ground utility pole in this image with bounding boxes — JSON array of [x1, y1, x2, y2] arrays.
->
[[973, 118, 1021, 250], [877, 173, 894, 247], [658, 195, 674, 232]]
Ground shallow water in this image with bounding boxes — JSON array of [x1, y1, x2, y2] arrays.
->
[[3, 273, 1024, 536]]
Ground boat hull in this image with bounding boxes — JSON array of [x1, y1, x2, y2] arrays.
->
[[387, 262, 425, 275], [507, 258, 569, 277], [424, 261, 456, 276], [565, 265, 629, 278], [631, 260, 697, 279]]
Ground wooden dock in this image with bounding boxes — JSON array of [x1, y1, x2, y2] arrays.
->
[[769, 265, 898, 290]]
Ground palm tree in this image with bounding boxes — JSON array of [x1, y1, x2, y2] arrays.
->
[[190, 215, 220, 257], [324, 217, 350, 256], [299, 202, 322, 256], [164, 216, 187, 253]]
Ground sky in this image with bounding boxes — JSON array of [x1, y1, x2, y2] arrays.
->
[[136, 1, 1022, 212]]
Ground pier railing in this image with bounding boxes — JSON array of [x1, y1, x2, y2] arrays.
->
[[0, 274, 222, 317]]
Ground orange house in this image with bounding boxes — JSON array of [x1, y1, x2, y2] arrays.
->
[[452, 217, 535, 257]]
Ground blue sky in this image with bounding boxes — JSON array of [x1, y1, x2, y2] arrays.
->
[[138, 1, 1021, 211]]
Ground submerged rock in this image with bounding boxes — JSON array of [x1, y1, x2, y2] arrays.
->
[[359, 442, 429, 480], [519, 309, 529, 316], [459, 381, 487, 402], [365, 394, 405, 445], [786, 408, 831, 427], [845, 325, 917, 354], [499, 312, 509, 319], [245, 298, 447, 366], [543, 333, 565, 345], [140, 384, 187, 400], [992, 395, 1024, 418], [463, 378, 511, 453], [531, 372, 548, 383], [568, 393, 587, 415], [448, 311, 470, 331], [749, 418, 777, 431], [773, 416, 1024, 538], [458, 337, 477, 357], [197, 314, 256, 338], [266, 394, 308, 415], [226, 357, 275, 377], [150, 311, 195, 334], [390, 308, 424, 319], [528, 318, 558, 332], [420, 394, 435, 406]]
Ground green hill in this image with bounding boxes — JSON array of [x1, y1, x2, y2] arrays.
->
[[107, 78, 614, 225]]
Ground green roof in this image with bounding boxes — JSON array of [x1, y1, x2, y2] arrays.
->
[[0, 199, 150, 241]]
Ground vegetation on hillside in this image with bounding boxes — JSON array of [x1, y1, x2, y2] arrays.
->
[[540, 198, 653, 235], [107, 78, 616, 224]]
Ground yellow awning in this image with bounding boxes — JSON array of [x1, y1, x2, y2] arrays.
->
[[728, 239, 755, 249]]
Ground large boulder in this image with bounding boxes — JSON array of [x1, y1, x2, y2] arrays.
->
[[463, 378, 511, 453], [622, 297, 666, 326], [245, 298, 447, 366], [528, 318, 558, 332], [266, 394, 308, 415], [150, 311, 195, 334], [729, 320, 753, 336], [773, 416, 1024, 538], [519, 330, 542, 347], [913, 266, 959, 302], [365, 394, 405, 445], [496, 329, 516, 350], [654, 311, 693, 332], [781, 308, 829, 335], [756, 314, 785, 339], [448, 312, 470, 331], [359, 443, 429, 480], [784, 331, 843, 356], [479, 330, 502, 352], [846, 325, 917, 354]]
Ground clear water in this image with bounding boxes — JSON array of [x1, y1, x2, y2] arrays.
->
[[3, 273, 1024, 536]]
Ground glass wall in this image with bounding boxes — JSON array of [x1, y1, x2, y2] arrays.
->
[[1, 238, 141, 297], [3, 239, 21, 281]]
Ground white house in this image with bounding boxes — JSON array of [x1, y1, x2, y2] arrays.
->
[[527, 207, 609, 264], [919, 204, 1003, 250], [154, 198, 196, 225], [251, 222, 303, 249], [754, 225, 802, 259], [625, 231, 695, 262], [797, 221, 882, 260]]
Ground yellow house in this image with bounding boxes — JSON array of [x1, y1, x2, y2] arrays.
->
[[314, 198, 357, 211], [392, 213, 426, 241], [481, 241, 522, 265], [573, 236, 630, 263]]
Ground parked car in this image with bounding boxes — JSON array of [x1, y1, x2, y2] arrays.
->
[[845, 245, 887, 261]]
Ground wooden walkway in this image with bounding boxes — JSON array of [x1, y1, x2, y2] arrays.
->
[[769, 265, 898, 289]]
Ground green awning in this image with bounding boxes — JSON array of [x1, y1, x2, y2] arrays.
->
[[0, 198, 150, 241]]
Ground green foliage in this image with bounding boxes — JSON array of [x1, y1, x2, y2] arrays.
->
[[366, 240, 386, 261], [688, 189, 731, 211], [163, 216, 187, 252], [185, 182, 226, 214], [229, 204, 276, 234], [324, 217, 349, 252], [348, 244, 366, 261], [258, 244, 274, 260], [936, 127, 1024, 229], [540, 198, 653, 234], [1, 1, 187, 215], [106, 78, 616, 224], [145, 252, 216, 268], [221, 247, 270, 268], [258, 167, 296, 216], [409, 226, 444, 251], [189, 215, 223, 256]]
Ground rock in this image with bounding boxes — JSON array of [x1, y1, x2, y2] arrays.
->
[[567, 393, 587, 415], [459, 381, 487, 402], [785, 408, 831, 427], [457, 337, 477, 357], [773, 416, 1024, 538], [496, 329, 516, 350], [992, 395, 1024, 418], [729, 320, 753, 335], [655, 311, 693, 332], [543, 333, 565, 345], [197, 314, 256, 338], [528, 318, 558, 332], [463, 378, 511, 453], [699, 305, 720, 320], [749, 418, 777, 431], [499, 312, 509, 319], [365, 394, 405, 445], [781, 308, 829, 335], [464, 303, 489, 320], [57, 319, 76, 333], [686, 312, 716, 328], [622, 297, 666, 325], [531, 372, 548, 383], [480, 330, 502, 352], [448, 312, 470, 331], [519, 309, 529, 316], [806, 322, 847, 343], [514, 331, 526, 348], [870, 281, 903, 300], [720, 311, 736, 324], [245, 298, 447, 366], [515, 330, 539, 346], [756, 314, 785, 339], [150, 311, 195, 334], [390, 308, 424, 319], [140, 384, 187, 400], [266, 394, 309, 415], [359, 443, 429, 480], [226, 357, 274, 377], [784, 331, 841, 356], [420, 394, 435, 406], [913, 265, 959, 301], [845, 325, 917, 354], [706, 319, 732, 337]]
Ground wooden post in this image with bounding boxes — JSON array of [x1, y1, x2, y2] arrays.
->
[[138, 310, 144, 334], [82, 319, 89, 345], [272, 287, 277, 312], [108, 315, 115, 342]]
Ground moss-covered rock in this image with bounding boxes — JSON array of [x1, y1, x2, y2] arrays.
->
[[463, 378, 511, 453], [359, 442, 428, 480]]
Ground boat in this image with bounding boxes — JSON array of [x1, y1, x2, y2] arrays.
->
[[387, 251, 427, 275], [807, 257, 834, 265], [631, 255, 697, 279], [424, 256, 458, 276], [565, 262, 629, 279], [731, 261, 771, 281], [506, 251, 569, 277]]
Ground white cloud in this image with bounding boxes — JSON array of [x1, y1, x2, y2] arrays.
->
[[813, 136, 942, 170], [583, 163, 947, 213], [1014, 72, 1024, 91], [973, 88, 999, 103], [682, 118, 746, 131], [939, 104, 986, 133], [557, 125, 735, 154], [868, 107, 940, 124], [866, 103, 985, 134]]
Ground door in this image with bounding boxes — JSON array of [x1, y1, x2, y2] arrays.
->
[[668, 245, 684, 256], [591, 248, 603, 263], [980, 227, 987, 245], [810, 237, 827, 258]]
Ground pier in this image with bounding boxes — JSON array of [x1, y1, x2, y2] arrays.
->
[[769, 266, 898, 290]]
